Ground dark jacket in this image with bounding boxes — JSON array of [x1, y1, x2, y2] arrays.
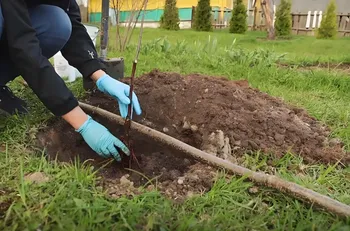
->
[[0, 0, 106, 116]]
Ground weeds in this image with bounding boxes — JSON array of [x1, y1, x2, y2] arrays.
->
[[138, 35, 285, 69]]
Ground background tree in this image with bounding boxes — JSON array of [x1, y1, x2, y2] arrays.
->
[[317, 0, 337, 39], [111, 0, 147, 52], [275, 0, 292, 36], [193, 0, 213, 31], [229, 0, 247, 34], [160, 0, 180, 30]]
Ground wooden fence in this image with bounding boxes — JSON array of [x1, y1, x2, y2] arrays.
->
[[291, 12, 350, 36], [245, 9, 350, 37], [79, 4, 350, 37]]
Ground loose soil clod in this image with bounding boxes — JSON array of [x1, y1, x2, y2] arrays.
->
[[37, 70, 350, 202]]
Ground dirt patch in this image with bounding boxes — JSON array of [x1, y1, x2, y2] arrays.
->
[[24, 172, 50, 184], [37, 70, 350, 199], [37, 115, 217, 202], [279, 63, 350, 75], [0, 189, 12, 218], [256, 36, 293, 41]]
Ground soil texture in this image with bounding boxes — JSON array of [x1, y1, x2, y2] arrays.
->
[[36, 70, 350, 200], [37, 114, 216, 202], [121, 69, 348, 164]]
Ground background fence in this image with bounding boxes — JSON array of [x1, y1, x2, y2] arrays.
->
[[78, 3, 350, 37], [291, 12, 350, 36], [246, 10, 350, 37]]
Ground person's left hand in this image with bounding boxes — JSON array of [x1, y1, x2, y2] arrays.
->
[[96, 74, 142, 118], [76, 115, 129, 161]]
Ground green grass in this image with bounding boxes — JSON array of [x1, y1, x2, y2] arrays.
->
[[105, 27, 350, 64], [1, 28, 350, 230]]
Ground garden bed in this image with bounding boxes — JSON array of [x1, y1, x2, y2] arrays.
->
[[36, 70, 350, 200]]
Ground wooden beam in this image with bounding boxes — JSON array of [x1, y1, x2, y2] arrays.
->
[[253, 7, 258, 30], [261, 0, 275, 40]]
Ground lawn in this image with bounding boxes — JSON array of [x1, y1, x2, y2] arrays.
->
[[109, 28, 350, 64], [1, 28, 350, 230]]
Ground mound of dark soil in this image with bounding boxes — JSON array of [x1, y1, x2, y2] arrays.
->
[[119, 69, 347, 164], [36, 70, 349, 200]]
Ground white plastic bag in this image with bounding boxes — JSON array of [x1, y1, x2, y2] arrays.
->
[[53, 24, 99, 82]]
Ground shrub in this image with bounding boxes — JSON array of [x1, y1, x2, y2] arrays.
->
[[160, 0, 180, 30], [229, 0, 247, 34], [317, 0, 337, 39], [193, 0, 213, 31], [275, 0, 292, 36]]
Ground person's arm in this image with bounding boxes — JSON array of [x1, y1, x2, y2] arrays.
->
[[0, 0, 129, 160], [62, 106, 88, 130], [1, 0, 78, 116], [60, 0, 106, 83], [61, 1, 142, 118]]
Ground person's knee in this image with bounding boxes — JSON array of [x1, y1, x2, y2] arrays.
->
[[52, 7, 72, 45], [29, 5, 72, 57], [49, 6, 72, 44]]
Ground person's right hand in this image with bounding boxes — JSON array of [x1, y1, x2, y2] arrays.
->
[[96, 73, 142, 119], [76, 115, 129, 161]]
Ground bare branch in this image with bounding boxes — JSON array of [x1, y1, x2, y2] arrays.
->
[[112, 0, 146, 52]]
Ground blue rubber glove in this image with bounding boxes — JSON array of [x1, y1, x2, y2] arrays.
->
[[76, 116, 129, 161], [96, 74, 142, 118]]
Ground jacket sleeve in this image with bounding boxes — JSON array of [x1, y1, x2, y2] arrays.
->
[[0, 0, 79, 116], [60, 0, 106, 80]]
